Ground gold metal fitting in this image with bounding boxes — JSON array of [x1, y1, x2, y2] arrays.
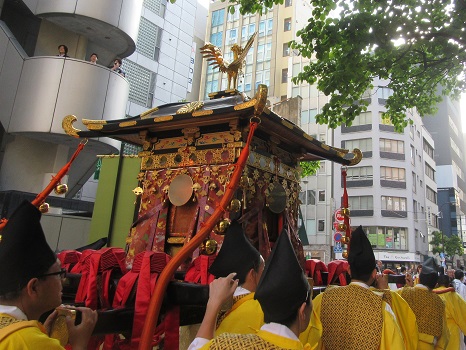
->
[[341, 207, 350, 216], [342, 250, 348, 259], [337, 223, 346, 231], [39, 203, 50, 213], [213, 219, 231, 235], [228, 199, 241, 212], [132, 187, 144, 196], [54, 183, 68, 195], [200, 239, 218, 255]]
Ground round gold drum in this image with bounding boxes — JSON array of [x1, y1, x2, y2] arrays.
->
[[266, 183, 287, 214], [168, 174, 194, 206]]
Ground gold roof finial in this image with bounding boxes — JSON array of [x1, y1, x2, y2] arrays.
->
[[200, 32, 257, 90]]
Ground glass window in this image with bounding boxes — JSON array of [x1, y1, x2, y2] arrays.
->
[[285, 0, 292, 7], [282, 68, 288, 83], [301, 110, 309, 124], [267, 19, 273, 35], [284, 18, 292, 31], [379, 138, 404, 154], [344, 138, 372, 152], [380, 166, 406, 181], [248, 23, 256, 36], [347, 166, 373, 180], [307, 190, 315, 205], [425, 163, 435, 180], [377, 87, 393, 99], [283, 42, 290, 57], [381, 196, 407, 211], [318, 219, 325, 232], [318, 190, 325, 201], [259, 20, 266, 37], [346, 111, 371, 127], [349, 196, 373, 210], [212, 9, 225, 27]]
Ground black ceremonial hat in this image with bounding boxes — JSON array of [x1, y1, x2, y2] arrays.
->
[[420, 257, 438, 276], [209, 220, 261, 283], [0, 201, 56, 294], [254, 229, 310, 321], [347, 225, 376, 275]]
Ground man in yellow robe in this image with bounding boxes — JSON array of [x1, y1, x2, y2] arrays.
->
[[0, 201, 97, 349], [208, 220, 265, 335], [398, 257, 449, 350], [435, 274, 466, 350], [299, 226, 405, 349], [370, 281, 419, 350], [188, 228, 312, 350]]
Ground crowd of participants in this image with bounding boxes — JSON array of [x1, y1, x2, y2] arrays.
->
[[1, 201, 466, 349]]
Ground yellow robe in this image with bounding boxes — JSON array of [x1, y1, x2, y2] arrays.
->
[[370, 288, 419, 350], [0, 313, 64, 349], [201, 329, 310, 349], [299, 284, 405, 350], [434, 287, 466, 350], [215, 292, 264, 336], [398, 286, 449, 350]]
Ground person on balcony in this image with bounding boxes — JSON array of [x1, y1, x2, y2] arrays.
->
[[89, 53, 98, 65], [57, 45, 69, 58], [0, 201, 97, 349], [111, 58, 125, 77]]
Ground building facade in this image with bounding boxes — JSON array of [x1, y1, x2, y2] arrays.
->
[[0, 0, 207, 205], [331, 79, 440, 269], [423, 94, 466, 260]]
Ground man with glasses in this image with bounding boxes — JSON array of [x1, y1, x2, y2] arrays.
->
[[0, 201, 97, 349]]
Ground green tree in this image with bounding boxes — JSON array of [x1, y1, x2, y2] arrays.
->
[[445, 234, 464, 258], [214, 0, 464, 131], [300, 160, 320, 177], [430, 230, 444, 255], [290, 0, 465, 131]]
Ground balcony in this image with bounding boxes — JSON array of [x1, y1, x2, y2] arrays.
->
[[6, 56, 128, 146], [23, 0, 143, 57]]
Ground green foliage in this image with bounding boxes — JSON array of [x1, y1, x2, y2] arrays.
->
[[445, 234, 464, 258], [223, 0, 465, 131], [430, 231, 464, 257], [430, 231, 444, 255], [299, 161, 320, 177], [290, 0, 466, 131], [220, 0, 278, 15]]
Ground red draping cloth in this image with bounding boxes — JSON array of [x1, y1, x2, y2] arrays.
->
[[184, 254, 217, 285], [103, 251, 171, 350], [305, 259, 328, 286], [57, 250, 82, 272], [327, 260, 349, 286], [74, 248, 127, 309]]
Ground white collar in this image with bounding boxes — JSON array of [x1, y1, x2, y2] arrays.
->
[[0, 305, 28, 320], [260, 322, 299, 341], [234, 286, 251, 297], [350, 281, 370, 289]]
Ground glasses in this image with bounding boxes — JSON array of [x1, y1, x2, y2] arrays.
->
[[38, 268, 67, 279]]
